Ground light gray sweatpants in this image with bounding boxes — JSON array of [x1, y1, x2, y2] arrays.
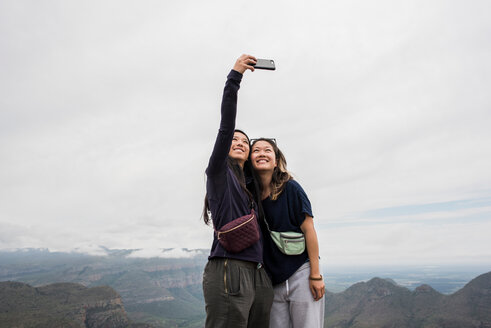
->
[[269, 262, 325, 328]]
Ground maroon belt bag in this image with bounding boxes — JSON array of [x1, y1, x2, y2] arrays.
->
[[215, 210, 260, 253]]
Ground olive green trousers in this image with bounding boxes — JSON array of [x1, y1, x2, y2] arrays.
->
[[203, 258, 274, 328]]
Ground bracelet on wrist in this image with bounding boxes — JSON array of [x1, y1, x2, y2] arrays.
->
[[309, 274, 323, 281]]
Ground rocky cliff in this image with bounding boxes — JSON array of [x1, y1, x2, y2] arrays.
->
[[0, 281, 151, 328]]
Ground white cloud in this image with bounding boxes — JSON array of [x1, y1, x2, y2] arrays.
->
[[1, 0, 490, 266], [126, 248, 205, 259]]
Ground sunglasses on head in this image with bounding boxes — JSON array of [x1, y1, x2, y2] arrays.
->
[[250, 138, 277, 145]]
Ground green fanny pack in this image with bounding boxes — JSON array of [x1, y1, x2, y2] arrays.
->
[[262, 213, 305, 255], [269, 230, 305, 255]]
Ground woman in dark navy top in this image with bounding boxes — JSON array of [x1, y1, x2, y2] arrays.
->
[[201, 55, 273, 328], [250, 138, 325, 328]]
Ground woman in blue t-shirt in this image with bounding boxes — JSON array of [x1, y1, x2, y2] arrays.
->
[[250, 138, 325, 328]]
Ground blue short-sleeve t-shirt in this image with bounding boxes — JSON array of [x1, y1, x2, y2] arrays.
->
[[261, 179, 313, 285]]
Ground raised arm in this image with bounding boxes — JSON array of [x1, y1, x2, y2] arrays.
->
[[206, 55, 257, 175]]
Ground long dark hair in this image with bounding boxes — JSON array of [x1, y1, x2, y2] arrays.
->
[[202, 130, 259, 225]]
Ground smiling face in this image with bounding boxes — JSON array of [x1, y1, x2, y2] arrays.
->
[[228, 131, 250, 167], [251, 140, 277, 173]]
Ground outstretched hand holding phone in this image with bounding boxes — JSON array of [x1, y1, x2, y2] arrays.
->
[[233, 54, 276, 74], [233, 54, 257, 74]]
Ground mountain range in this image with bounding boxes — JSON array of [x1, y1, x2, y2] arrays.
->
[[1, 248, 490, 327], [0, 248, 207, 327], [325, 272, 491, 327]]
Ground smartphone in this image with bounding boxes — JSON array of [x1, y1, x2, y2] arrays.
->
[[253, 59, 276, 70]]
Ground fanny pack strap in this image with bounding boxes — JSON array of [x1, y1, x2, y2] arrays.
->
[[262, 215, 272, 232]]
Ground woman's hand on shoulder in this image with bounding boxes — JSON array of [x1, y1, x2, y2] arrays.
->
[[233, 54, 257, 74]]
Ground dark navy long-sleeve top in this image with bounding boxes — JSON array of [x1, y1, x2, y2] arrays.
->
[[205, 70, 263, 264]]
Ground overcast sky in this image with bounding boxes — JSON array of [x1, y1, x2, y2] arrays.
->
[[1, 0, 490, 267]]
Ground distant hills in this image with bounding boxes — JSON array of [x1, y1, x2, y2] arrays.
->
[[1, 248, 490, 327], [325, 272, 491, 327]]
